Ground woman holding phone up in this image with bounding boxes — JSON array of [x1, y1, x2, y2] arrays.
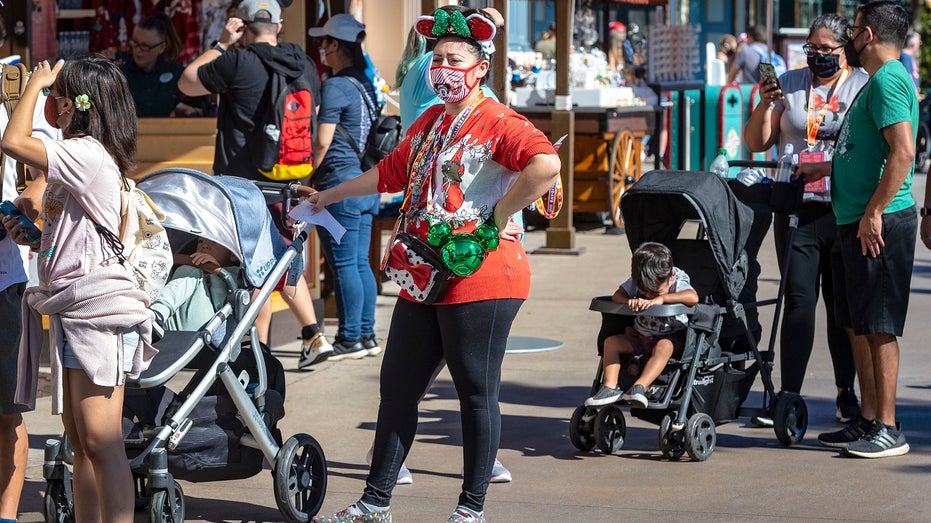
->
[[743, 13, 868, 423]]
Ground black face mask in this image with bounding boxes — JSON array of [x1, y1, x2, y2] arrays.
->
[[844, 38, 862, 68], [808, 53, 842, 78]]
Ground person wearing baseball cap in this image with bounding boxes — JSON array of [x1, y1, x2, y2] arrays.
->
[[236, 0, 281, 24], [305, 13, 382, 364], [179, 0, 332, 368], [308, 13, 365, 43]]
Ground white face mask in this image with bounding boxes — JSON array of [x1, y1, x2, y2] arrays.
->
[[318, 47, 328, 67], [430, 62, 483, 104]]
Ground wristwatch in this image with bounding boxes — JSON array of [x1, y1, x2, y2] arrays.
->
[[921, 207, 931, 217], [211, 40, 226, 53]]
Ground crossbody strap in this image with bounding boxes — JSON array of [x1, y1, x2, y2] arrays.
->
[[334, 75, 378, 160]]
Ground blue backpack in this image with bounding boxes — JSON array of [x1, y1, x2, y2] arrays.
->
[[753, 44, 787, 77]]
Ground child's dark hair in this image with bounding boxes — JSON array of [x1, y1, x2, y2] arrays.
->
[[53, 57, 137, 175], [631, 242, 674, 295]]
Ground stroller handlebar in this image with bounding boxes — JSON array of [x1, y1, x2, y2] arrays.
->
[[728, 160, 777, 169], [589, 296, 707, 317]]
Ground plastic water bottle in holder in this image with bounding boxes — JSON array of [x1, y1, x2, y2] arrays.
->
[[775, 143, 796, 182], [710, 148, 729, 177]]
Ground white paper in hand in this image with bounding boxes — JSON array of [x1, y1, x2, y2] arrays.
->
[[289, 201, 346, 244]]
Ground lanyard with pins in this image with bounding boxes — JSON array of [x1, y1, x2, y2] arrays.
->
[[401, 93, 484, 215]]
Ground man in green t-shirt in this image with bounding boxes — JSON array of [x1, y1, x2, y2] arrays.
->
[[797, 0, 917, 459]]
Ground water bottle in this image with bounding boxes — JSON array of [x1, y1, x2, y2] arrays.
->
[[710, 148, 729, 177], [775, 143, 796, 182], [736, 167, 766, 186]]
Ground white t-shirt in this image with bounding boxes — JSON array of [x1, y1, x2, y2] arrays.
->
[[0, 86, 58, 292], [620, 267, 694, 337]]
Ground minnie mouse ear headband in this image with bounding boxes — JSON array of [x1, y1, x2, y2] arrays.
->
[[415, 9, 497, 57]]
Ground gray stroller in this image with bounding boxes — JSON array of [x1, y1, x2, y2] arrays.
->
[[42, 169, 327, 522]]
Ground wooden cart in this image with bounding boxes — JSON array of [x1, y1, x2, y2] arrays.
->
[[514, 106, 656, 228]]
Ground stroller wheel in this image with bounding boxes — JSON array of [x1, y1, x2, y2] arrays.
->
[[43, 479, 74, 523], [773, 392, 808, 446], [593, 406, 627, 454], [685, 413, 716, 461], [148, 480, 185, 523], [569, 406, 597, 451], [658, 412, 686, 460], [274, 433, 328, 522]]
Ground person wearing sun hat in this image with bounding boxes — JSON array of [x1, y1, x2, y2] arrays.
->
[[308, 5, 560, 523]]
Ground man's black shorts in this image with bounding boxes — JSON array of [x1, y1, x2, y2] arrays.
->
[[831, 207, 916, 336]]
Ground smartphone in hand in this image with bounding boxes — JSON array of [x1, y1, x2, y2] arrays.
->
[[759, 62, 781, 90], [0, 200, 42, 245]]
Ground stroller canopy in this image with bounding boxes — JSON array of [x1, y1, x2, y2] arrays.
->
[[136, 168, 286, 288], [620, 170, 755, 303]]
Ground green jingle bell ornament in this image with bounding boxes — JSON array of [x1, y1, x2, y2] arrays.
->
[[427, 221, 453, 247], [473, 221, 499, 251], [441, 234, 487, 276]]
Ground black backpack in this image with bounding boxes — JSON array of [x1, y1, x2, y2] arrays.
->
[[336, 75, 402, 171], [249, 51, 317, 181]]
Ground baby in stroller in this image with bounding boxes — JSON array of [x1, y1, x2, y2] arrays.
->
[[585, 242, 698, 408], [150, 236, 239, 332]]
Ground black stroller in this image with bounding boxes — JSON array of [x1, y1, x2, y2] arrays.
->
[[42, 169, 327, 522], [568, 169, 808, 461]]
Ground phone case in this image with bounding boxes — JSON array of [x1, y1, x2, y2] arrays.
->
[[0, 200, 41, 244]]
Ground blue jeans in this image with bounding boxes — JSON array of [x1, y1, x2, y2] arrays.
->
[[315, 194, 380, 341]]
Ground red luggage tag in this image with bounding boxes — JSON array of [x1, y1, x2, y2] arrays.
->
[[798, 150, 827, 193]]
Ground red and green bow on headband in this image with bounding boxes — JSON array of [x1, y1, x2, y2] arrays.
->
[[415, 9, 496, 43]]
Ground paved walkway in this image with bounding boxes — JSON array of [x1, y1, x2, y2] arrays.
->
[[15, 174, 931, 522]]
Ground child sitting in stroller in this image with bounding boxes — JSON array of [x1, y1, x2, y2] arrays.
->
[[150, 236, 238, 331], [585, 242, 699, 408]]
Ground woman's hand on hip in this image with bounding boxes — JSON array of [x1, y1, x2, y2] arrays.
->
[[498, 216, 524, 242]]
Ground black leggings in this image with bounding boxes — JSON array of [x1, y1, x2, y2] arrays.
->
[[361, 298, 522, 512], [773, 204, 856, 393]]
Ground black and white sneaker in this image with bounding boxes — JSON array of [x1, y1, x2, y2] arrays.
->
[[835, 387, 861, 423], [328, 338, 367, 361], [584, 384, 623, 407], [817, 414, 871, 449], [622, 384, 649, 408], [844, 420, 909, 458], [362, 334, 382, 357]]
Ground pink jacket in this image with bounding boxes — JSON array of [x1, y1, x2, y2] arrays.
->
[[16, 263, 157, 414]]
